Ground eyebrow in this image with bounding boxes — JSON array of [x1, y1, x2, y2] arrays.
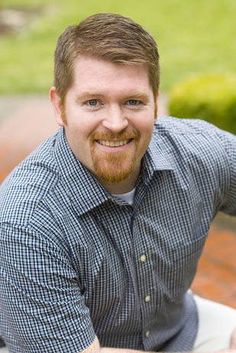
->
[[126, 92, 150, 100], [76, 92, 105, 102], [76, 91, 150, 102]]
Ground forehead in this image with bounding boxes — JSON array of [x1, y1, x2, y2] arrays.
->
[[71, 55, 151, 94]]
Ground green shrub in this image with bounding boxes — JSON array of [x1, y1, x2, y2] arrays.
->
[[168, 74, 236, 134]]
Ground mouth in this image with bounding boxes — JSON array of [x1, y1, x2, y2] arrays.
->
[[96, 139, 133, 147]]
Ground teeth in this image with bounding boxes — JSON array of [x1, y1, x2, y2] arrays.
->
[[98, 140, 130, 147]]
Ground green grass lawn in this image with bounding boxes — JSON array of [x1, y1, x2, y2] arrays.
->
[[1, 0, 236, 94]]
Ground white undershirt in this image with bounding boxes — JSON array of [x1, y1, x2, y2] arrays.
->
[[113, 188, 136, 205]]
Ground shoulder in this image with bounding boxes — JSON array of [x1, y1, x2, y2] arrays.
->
[[0, 132, 65, 227], [154, 116, 235, 156], [153, 116, 236, 179], [155, 115, 225, 136]]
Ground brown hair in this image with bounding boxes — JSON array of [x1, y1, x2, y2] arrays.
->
[[54, 13, 160, 102]]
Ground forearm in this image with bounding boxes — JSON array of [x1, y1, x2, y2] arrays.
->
[[100, 343, 232, 353], [84, 335, 236, 353], [101, 325, 236, 353], [83, 338, 154, 353], [100, 346, 236, 353], [230, 328, 236, 348], [101, 348, 153, 353]]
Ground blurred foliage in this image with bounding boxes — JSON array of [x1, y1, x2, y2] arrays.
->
[[168, 74, 236, 133], [1, 0, 236, 94]]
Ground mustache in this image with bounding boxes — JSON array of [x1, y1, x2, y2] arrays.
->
[[91, 127, 140, 141]]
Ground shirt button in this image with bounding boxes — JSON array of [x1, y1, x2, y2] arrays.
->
[[145, 330, 150, 338], [144, 295, 151, 303], [139, 254, 147, 263]]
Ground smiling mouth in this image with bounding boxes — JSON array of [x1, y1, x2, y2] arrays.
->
[[96, 139, 132, 147]]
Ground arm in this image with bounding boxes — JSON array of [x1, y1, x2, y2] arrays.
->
[[82, 335, 236, 353], [84, 338, 155, 353], [216, 128, 236, 215], [230, 328, 236, 349], [0, 224, 96, 352]]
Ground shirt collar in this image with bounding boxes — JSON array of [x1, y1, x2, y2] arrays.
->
[[53, 127, 175, 215], [54, 129, 111, 215], [142, 130, 175, 182]]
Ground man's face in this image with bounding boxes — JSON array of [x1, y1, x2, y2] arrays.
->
[[51, 56, 157, 193]]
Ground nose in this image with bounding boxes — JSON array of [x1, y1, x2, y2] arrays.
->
[[102, 105, 128, 132]]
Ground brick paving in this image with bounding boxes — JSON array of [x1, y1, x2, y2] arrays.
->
[[192, 218, 236, 308], [0, 94, 235, 309]]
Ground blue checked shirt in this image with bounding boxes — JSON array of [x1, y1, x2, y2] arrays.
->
[[0, 117, 236, 353]]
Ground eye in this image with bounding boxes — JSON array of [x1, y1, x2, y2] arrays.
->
[[86, 99, 99, 107], [126, 99, 143, 107], [83, 99, 104, 110]]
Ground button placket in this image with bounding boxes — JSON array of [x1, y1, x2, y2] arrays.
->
[[133, 216, 155, 346], [139, 254, 147, 263], [144, 294, 151, 303]]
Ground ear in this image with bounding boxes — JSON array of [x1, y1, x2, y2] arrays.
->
[[49, 87, 65, 127]]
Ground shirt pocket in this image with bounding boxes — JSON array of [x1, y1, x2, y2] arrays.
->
[[152, 236, 205, 303]]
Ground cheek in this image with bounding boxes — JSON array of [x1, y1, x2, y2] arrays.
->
[[137, 117, 155, 135], [68, 120, 93, 140]]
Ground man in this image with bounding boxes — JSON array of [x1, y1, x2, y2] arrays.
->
[[0, 13, 236, 353]]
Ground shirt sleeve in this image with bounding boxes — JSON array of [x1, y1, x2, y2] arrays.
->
[[0, 223, 96, 353], [216, 128, 236, 215]]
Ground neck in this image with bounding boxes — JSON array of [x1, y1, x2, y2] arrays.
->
[[99, 169, 140, 194]]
